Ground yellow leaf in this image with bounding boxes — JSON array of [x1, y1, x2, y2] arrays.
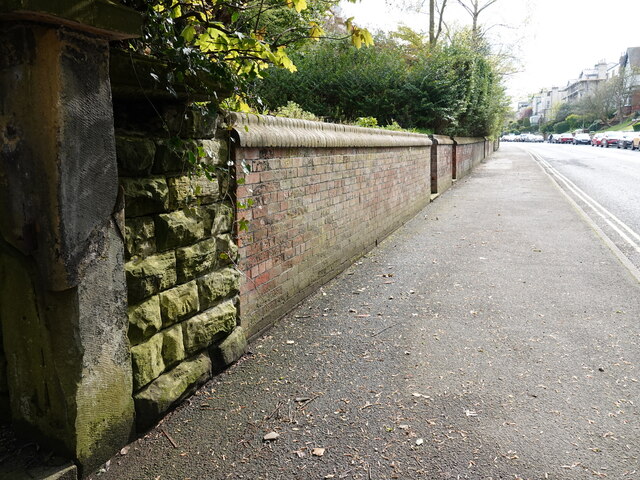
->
[[309, 22, 324, 40]]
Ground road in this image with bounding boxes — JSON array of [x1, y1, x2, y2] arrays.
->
[[516, 141, 640, 279]]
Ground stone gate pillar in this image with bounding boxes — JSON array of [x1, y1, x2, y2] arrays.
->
[[0, 0, 140, 473]]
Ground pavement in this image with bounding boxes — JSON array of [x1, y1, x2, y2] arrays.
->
[[9, 144, 640, 480]]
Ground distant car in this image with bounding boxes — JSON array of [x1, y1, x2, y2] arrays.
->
[[573, 133, 591, 145], [618, 132, 640, 149], [558, 133, 574, 144], [591, 133, 604, 146], [601, 131, 623, 148]]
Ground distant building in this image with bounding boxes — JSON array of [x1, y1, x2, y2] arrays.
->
[[561, 61, 613, 104], [619, 47, 640, 114]]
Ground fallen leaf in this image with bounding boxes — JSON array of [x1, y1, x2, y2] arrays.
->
[[263, 432, 280, 441], [120, 446, 130, 456], [312, 447, 326, 456]]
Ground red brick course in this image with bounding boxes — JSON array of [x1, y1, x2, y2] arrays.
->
[[235, 146, 432, 338]]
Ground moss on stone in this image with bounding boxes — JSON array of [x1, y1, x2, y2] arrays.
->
[[175, 238, 217, 283], [154, 209, 206, 251], [125, 251, 177, 303], [130, 333, 165, 390], [158, 280, 199, 327], [134, 352, 212, 431], [182, 300, 237, 355], [197, 268, 241, 310], [127, 296, 162, 346]]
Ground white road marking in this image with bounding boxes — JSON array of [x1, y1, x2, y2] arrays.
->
[[529, 150, 640, 253], [527, 149, 640, 284]]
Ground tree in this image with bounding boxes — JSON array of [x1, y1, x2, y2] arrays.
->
[[456, 0, 499, 36], [429, 0, 449, 47], [119, 0, 373, 109]]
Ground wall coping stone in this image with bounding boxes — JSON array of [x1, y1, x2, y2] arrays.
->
[[0, 0, 141, 40], [228, 113, 433, 148], [452, 136, 485, 145], [430, 134, 454, 145]]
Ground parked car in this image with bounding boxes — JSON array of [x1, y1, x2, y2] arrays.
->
[[558, 133, 574, 144], [601, 131, 624, 148], [573, 133, 591, 145], [618, 131, 640, 149], [591, 133, 604, 146]]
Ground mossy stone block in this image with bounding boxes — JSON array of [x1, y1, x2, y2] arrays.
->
[[211, 203, 234, 235], [210, 326, 247, 370], [131, 334, 165, 390], [128, 295, 162, 346], [158, 280, 199, 327], [162, 324, 185, 367], [125, 252, 177, 303], [175, 238, 217, 283], [153, 139, 197, 174], [116, 135, 156, 176], [154, 209, 205, 251], [124, 216, 156, 260], [134, 352, 212, 431], [216, 233, 238, 265], [121, 176, 169, 217], [197, 268, 241, 310], [167, 175, 219, 210], [182, 300, 237, 355]]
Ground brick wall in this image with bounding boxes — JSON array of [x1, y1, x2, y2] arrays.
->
[[430, 135, 454, 195], [231, 114, 434, 339], [452, 137, 486, 180]]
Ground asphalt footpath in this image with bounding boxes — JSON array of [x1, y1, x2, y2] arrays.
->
[[87, 144, 640, 480]]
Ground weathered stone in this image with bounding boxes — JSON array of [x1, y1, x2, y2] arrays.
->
[[158, 281, 199, 327], [167, 175, 219, 210], [131, 334, 165, 390], [128, 296, 162, 346], [182, 300, 237, 355], [163, 106, 218, 139], [154, 209, 205, 251], [125, 252, 177, 303], [194, 205, 217, 235], [123, 216, 156, 260], [210, 326, 247, 370], [200, 138, 226, 166], [175, 238, 217, 283], [115, 135, 156, 176], [134, 352, 212, 430], [121, 176, 169, 217], [216, 233, 239, 265], [162, 325, 185, 367], [153, 139, 197, 174], [211, 203, 234, 235], [197, 268, 241, 310]]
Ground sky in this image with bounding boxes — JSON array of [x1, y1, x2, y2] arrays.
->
[[338, 0, 640, 107]]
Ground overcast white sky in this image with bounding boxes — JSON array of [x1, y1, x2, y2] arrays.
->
[[339, 0, 640, 107]]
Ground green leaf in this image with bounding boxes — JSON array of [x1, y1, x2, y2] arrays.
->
[[181, 25, 196, 43]]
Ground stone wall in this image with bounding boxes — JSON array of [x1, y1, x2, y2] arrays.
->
[[231, 114, 434, 339], [0, 332, 7, 423], [114, 99, 246, 430]]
